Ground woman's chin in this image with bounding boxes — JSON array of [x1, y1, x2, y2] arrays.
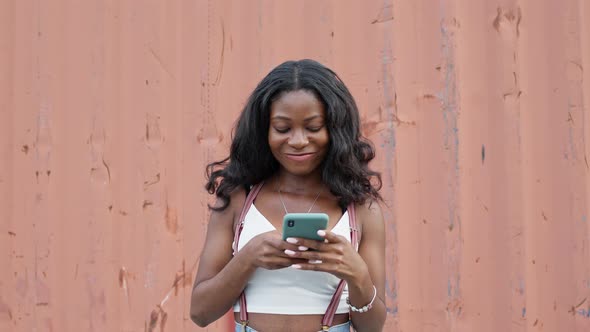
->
[[281, 164, 321, 177]]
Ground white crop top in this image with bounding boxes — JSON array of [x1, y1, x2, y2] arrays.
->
[[233, 204, 353, 314]]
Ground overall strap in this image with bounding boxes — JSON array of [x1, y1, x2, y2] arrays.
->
[[320, 202, 359, 330], [232, 182, 264, 327], [232, 183, 264, 255]]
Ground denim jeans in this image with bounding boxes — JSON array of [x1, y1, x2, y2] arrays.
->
[[234, 320, 351, 332]]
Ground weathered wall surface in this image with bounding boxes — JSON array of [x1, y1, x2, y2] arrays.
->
[[1, 0, 590, 331]]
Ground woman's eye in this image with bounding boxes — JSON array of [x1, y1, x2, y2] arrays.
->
[[307, 126, 323, 132], [274, 127, 290, 133]]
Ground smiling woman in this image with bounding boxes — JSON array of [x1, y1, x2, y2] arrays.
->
[[269, 90, 329, 177], [190, 60, 385, 332]]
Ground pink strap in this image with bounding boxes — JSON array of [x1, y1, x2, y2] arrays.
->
[[233, 183, 264, 324], [232, 183, 264, 255], [234, 187, 360, 329], [321, 202, 358, 328]]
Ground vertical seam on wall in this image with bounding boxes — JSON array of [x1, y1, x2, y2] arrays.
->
[[206, 0, 211, 113]]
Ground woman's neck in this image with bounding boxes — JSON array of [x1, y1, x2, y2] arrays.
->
[[274, 170, 324, 194]]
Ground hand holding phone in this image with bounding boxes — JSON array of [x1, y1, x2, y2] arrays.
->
[[281, 213, 329, 241]]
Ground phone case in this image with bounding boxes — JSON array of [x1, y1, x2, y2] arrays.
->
[[281, 213, 329, 241]]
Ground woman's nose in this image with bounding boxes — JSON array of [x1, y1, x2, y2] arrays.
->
[[288, 129, 309, 149]]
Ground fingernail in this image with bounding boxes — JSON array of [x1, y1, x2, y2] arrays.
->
[[309, 259, 322, 264], [298, 246, 308, 251], [284, 249, 296, 256], [286, 238, 298, 244], [291, 264, 301, 269], [317, 230, 326, 236]]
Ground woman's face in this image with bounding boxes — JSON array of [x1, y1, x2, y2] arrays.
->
[[268, 89, 329, 177]]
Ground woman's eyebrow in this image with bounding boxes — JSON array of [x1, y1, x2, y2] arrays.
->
[[303, 114, 324, 123], [270, 115, 292, 121], [270, 115, 324, 121], [304, 115, 323, 122]]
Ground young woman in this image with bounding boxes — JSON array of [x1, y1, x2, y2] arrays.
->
[[190, 59, 386, 332]]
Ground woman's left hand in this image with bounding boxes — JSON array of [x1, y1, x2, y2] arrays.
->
[[283, 230, 368, 283]]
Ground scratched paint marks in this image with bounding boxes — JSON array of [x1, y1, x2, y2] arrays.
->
[[565, 0, 585, 156], [439, 12, 461, 228], [118, 267, 133, 310], [493, 4, 523, 159], [516, 2, 553, 330], [515, 1, 587, 330], [438, 2, 463, 327], [573, 295, 590, 320], [0, 297, 13, 325], [89, 120, 111, 185], [35, 103, 53, 184], [371, 4, 394, 25], [145, 114, 163, 149], [490, 3, 528, 330], [144, 259, 198, 331], [0, 5, 15, 328], [86, 276, 107, 331], [29, 0, 60, 326], [0, 101, 15, 323], [561, 17, 587, 323], [140, 3, 194, 331], [142, 93, 181, 238], [372, 0, 399, 319], [70, 2, 123, 330], [164, 204, 178, 235], [563, 2, 584, 168], [493, 6, 522, 40], [562, 1, 590, 330], [142, 95, 168, 297]]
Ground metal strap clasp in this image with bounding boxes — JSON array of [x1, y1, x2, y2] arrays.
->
[[240, 320, 249, 332]]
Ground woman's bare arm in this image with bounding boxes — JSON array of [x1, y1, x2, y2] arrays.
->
[[347, 201, 386, 332], [282, 201, 387, 331], [190, 189, 304, 327], [189, 190, 256, 327]]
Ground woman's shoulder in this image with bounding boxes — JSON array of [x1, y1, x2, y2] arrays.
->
[[354, 199, 383, 218], [209, 186, 249, 229], [352, 199, 384, 232]]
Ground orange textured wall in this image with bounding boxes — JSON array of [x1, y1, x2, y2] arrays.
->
[[2, 1, 590, 331]]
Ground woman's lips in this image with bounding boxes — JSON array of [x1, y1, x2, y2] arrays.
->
[[285, 153, 315, 162]]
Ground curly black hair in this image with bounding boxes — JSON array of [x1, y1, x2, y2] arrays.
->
[[206, 59, 381, 211]]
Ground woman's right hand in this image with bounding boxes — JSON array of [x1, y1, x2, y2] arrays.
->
[[241, 232, 306, 270]]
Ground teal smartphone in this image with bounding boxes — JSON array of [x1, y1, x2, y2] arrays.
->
[[282, 213, 329, 241]]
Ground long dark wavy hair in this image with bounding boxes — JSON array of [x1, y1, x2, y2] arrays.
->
[[206, 59, 382, 211]]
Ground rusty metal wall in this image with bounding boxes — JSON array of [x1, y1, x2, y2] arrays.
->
[[1, 0, 590, 331]]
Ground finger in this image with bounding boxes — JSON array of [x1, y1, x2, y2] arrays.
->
[[317, 230, 345, 243], [263, 245, 302, 261], [284, 249, 298, 257], [283, 237, 310, 251], [291, 262, 333, 272], [290, 249, 324, 261], [264, 256, 305, 270], [289, 231, 346, 251], [269, 238, 303, 253], [282, 246, 317, 260], [285, 237, 325, 251]]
